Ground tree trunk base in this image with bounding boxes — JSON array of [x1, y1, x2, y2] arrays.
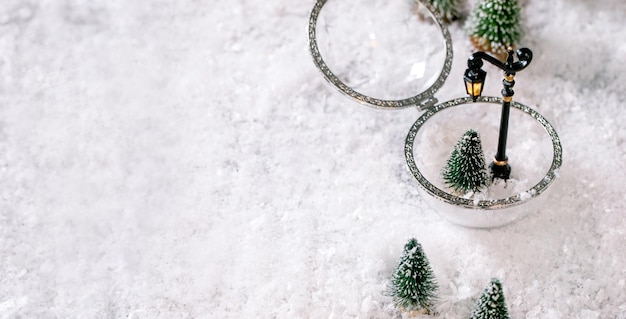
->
[[400, 307, 429, 317], [469, 36, 511, 62]]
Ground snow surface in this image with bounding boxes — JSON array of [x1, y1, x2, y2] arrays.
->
[[1, 0, 625, 318]]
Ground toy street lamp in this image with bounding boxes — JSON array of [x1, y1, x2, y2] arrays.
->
[[463, 47, 533, 180]]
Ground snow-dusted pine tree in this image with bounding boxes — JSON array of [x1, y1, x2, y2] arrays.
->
[[442, 129, 489, 194], [415, 0, 466, 23], [388, 238, 438, 314], [469, 278, 510, 319], [466, 0, 522, 60]]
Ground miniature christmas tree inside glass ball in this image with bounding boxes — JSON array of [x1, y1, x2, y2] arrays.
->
[[466, 0, 522, 60], [405, 97, 561, 228], [442, 129, 489, 195], [469, 278, 510, 319], [388, 238, 438, 315]]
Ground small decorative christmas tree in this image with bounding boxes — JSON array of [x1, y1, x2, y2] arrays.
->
[[466, 0, 522, 60], [442, 129, 489, 194], [469, 278, 510, 319], [414, 0, 466, 24], [389, 238, 438, 314]]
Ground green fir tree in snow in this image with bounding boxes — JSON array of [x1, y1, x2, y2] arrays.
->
[[467, 0, 522, 59], [389, 238, 438, 314], [415, 0, 466, 23], [442, 129, 489, 194], [469, 278, 510, 319]]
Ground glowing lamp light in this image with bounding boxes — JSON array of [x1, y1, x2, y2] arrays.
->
[[463, 67, 486, 102]]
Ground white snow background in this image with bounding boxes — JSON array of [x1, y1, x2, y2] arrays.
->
[[1, 0, 625, 318]]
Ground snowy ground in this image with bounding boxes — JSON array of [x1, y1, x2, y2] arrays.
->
[[1, 0, 625, 318]]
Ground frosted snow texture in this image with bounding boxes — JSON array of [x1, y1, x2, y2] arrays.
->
[[1, 0, 626, 318]]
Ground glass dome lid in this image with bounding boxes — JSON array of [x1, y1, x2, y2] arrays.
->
[[307, 0, 453, 109]]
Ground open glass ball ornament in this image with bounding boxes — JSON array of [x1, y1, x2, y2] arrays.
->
[[307, 0, 562, 228]]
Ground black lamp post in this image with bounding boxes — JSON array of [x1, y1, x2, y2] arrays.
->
[[463, 48, 533, 180]]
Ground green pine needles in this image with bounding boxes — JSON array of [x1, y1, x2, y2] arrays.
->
[[467, 0, 522, 57], [442, 129, 489, 194], [389, 238, 438, 314], [469, 278, 510, 319], [424, 0, 465, 23]]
